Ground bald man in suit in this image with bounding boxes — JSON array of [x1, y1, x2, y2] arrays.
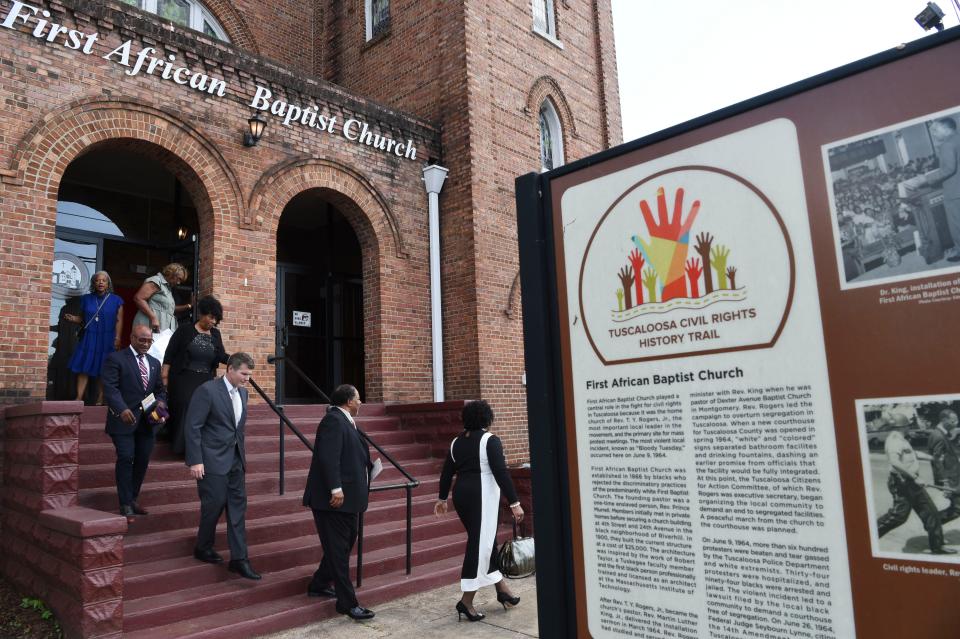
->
[[303, 384, 374, 620]]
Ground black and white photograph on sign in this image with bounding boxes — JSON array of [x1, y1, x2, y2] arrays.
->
[[823, 106, 960, 289], [857, 395, 960, 563]]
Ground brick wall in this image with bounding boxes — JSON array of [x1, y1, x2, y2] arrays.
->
[[0, 0, 441, 406], [328, 0, 622, 462], [0, 0, 621, 464], [2, 402, 127, 638]]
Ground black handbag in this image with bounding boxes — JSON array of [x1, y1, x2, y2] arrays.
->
[[498, 521, 535, 579]]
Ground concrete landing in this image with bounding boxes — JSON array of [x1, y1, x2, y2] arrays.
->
[[257, 576, 539, 638]]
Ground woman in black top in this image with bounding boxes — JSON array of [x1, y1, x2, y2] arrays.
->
[[161, 296, 228, 456], [435, 400, 524, 621]]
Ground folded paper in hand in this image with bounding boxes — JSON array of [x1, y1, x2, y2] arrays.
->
[[370, 458, 383, 482]]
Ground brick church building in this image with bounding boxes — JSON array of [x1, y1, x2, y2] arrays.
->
[[0, 0, 620, 635]]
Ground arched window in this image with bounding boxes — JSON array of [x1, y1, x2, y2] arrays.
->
[[120, 0, 230, 42], [539, 99, 564, 172]]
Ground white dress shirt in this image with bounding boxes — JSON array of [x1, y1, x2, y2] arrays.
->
[[224, 376, 242, 427]]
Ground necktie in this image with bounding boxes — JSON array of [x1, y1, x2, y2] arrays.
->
[[137, 354, 149, 390], [231, 388, 242, 427]]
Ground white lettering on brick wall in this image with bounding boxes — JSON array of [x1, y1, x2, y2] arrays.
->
[[1, 1, 419, 160]]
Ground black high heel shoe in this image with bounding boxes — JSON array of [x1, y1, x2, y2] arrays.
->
[[456, 600, 485, 622], [497, 591, 521, 609]]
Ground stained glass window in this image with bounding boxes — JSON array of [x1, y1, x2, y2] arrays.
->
[[158, 0, 190, 26], [119, 0, 230, 42]]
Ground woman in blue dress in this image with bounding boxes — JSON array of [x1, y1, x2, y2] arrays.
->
[[64, 271, 124, 403]]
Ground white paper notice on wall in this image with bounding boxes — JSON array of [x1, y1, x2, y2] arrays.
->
[[292, 311, 311, 327]]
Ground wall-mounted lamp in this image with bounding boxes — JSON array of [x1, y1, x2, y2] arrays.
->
[[244, 112, 267, 147], [176, 226, 189, 240]]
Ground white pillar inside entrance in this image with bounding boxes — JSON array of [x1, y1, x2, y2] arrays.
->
[[422, 164, 449, 403]]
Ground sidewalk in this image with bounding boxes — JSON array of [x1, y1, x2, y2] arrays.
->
[[258, 576, 539, 639]]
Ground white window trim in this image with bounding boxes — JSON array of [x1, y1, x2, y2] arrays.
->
[[137, 0, 230, 42], [532, 26, 563, 49], [532, 0, 558, 41], [365, 0, 389, 42], [539, 99, 564, 172]]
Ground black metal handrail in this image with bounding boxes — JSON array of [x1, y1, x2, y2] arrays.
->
[[263, 355, 420, 585], [248, 378, 315, 495], [266, 355, 331, 403]]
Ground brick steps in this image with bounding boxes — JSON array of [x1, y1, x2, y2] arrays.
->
[[78, 434, 426, 465], [124, 517, 469, 598], [118, 492, 450, 562], [79, 453, 442, 489], [121, 530, 478, 633], [79, 473, 441, 512], [69, 402, 468, 636], [121, 555, 464, 639], [70, 405, 468, 639]]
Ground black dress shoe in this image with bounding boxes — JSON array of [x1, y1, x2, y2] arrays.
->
[[932, 547, 958, 554], [228, 559, 262, 580], [337, 605, 375, 620], [193, 547, 224, 564], [120, 504, 136, 517], [130, 501, 149, 515], [307, 585, 337, 598]]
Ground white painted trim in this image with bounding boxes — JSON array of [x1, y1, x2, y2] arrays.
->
[[532, 27, 563, 49], [423, 164, 449, 402]]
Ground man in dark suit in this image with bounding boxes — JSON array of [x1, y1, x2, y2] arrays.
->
[[184, 351, 260, 580], [303, 384, 374, 620], [101, 324, 167, 520], [929, 409, 960, 524], [926, 117, 960, 261]]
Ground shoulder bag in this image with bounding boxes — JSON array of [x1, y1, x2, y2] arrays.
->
[[77, 293, 113, 341], [498, 520, 535, 579]]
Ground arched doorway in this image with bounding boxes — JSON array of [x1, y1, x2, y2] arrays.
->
[[48, 144, 201, 401], [276, 190, 364, 403]]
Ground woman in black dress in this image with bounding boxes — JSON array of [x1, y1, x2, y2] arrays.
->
[[161, 295, 228, 456], [435, 400, 524, 621]]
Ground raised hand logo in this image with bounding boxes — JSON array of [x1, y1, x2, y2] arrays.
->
[[642, 267, 659, 304], [693, 232, 715, 295], [685, 258, 703, 298], [627, 249, 645, 305], [711, 245, 731, 289], [617, 265, 635, 309], [726, 266, 738, 290], [608, 184, 747, 319], [631, 187, 700, 301]]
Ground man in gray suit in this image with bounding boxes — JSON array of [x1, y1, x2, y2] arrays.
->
[[926, 117, 960, 261], [184, 351, 260, 580]]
